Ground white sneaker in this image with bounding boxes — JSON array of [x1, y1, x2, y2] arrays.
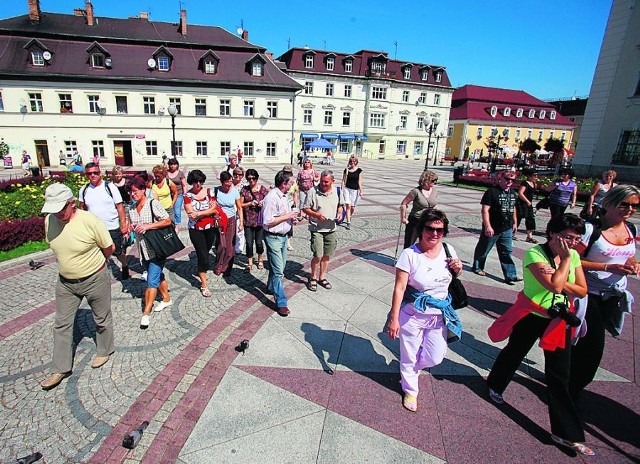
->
[[154, 300, 173, 312], [140, 271, 148, 281], [140, 315, 150, 328]]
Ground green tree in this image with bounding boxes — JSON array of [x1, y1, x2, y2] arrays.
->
[[544, 137, 565, 154], [520, 138, 540, 153]]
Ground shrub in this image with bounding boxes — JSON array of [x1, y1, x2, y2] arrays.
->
[[0, 217, 45, 251]]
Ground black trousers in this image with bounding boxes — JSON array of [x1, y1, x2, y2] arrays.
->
[[403, 215, 419, 249], [549, 203, 568, 219], [244, 225, 265, 257], [487, 314, 585, 442], [189, 228, 217, 273], [516, 204, 536, 231]]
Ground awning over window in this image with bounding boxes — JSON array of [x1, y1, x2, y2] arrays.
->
[[322, 133, 339, 140], [338, 134, 356, 140], [357, 134, 368, 141], [300, 133, 319, 139]]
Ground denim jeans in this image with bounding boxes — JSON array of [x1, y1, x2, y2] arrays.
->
[[264, 233, 288, 308], [173, 193, 184, 225], [472, 228, 517, 280]]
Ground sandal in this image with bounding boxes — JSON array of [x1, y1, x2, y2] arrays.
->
[[307, 278, 318, 292], [257, 261, 264, 270], [473, 270, 486, 276], [551, 435, 595, 456], [525, 237, 539, 244], [402, 394, 417, 412], [318, 279, 332, 289], [244, 264, 253, 273], [200, 287, 212, 298]]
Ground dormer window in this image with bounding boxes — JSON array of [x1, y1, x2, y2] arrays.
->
[[490, 106, 498, 118], [199, 50, 220, 75], [371, 61, 385, 73], [539, 110, 546, 119], [152, 46, 173, 72], [503, 107, 511, 117], [516, 108, 523, 118], [92, 53, 105, 68], [24, 39, 51, 67], [344, 59, 353, 72], [158, 56, 170, 71], [549, 110, 556, 120], [421, 69, 428, 81], [326, 57, 335, 71], [434, 70, 442, 83], [32, 50, 45, 66], [247, 54, 266, 77], [252, 61, 263, 76], [85, 42, 111, 69], [204, 60, 216, 74], [404, 68, 411, 79], [528, 109, 536, 118], [305, 54, 314, 68]]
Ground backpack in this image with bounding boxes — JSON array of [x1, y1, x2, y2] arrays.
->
[[582, 221, 637, 258], [80, 181, 115, 206]]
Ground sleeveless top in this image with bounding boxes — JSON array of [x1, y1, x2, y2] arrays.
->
[[408, 187, 437, 219], [517, 181, 536, 204], [345, 168, 362, 190], [549, 180, 575, 206], [593, 181, 614, 207], [152, 180, 173, 209]]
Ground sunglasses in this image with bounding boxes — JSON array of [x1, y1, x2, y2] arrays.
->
[[246, 176, 257, 181], [617, 202, 640, 210], [86, 171, 100, 176], [424, 225, 445, 234], [559, 234, 582, 243]]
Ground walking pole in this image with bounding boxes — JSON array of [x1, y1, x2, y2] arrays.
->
[[394, 222, 403, 263]]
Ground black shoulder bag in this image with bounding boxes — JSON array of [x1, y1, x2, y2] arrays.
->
[[443, 243, 468, 309], [143, 199, 185, 259]]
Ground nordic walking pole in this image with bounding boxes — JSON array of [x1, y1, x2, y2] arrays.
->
[[394, 222, 403, 263]]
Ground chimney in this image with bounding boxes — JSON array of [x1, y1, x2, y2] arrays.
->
[[139, 12, 149, 20], [265, 52, 274, 62], [241, 29, 249, 41], [74, 8, 85, 16], [179, 9, 187, 35], [28, 0, 41, 22], [85, 1, 95, 26]]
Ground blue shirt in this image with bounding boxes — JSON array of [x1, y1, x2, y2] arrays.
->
[[215, 187, 240, 218]]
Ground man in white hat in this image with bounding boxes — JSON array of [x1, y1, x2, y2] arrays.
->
[[40, 183, 115, 391]]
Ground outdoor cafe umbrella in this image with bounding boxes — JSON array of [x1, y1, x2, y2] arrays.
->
[[305, 138, 336, 150]]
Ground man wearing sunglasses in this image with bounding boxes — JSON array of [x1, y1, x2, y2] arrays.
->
[[472, 171, 522, 285]]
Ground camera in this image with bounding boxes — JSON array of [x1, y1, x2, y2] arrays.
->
[[547, 302, 581, 327]]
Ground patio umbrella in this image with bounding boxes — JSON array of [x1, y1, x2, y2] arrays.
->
[[305, 138, 336, 149]]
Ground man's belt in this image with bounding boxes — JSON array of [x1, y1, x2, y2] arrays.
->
[[59, 262, 106, 284]]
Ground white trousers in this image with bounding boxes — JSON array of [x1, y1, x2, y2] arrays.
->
[[399, 307, 448, 396]]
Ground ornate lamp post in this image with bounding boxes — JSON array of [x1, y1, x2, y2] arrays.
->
[[167, 103, 178, 157], [424, 115, 441, 169]]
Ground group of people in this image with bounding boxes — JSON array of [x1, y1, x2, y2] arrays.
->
[[391, 167, 639, 456]]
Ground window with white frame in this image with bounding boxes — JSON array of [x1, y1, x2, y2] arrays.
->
[[369, 112, 385, 128], [539, 110, 546, 119], [220, 141, 230, 157], [397, 140, 406, 154], [421, 69, 428, 81], [344, 60, 352, 72], [158, 56, 170, 71], [145, 141, 158, 156], [414, 141, 424, 155], [344, 85, 352, 97], [537, 130, 543, 141], [417, 117, 425, 130], [326, 57, 334, 71], [169, 97, 181, 114], [528, 109, 536, 118], [434, 94, 441, 105], [143, 96, 155, 115], [204, 60, 216, 74], [503, 107, 511, 117], [115, 96, 127, 114], [266, 142, 276, 157], [304, 81, 314, 95], [91, 53, 105, 68], [434, 71, 442, 83], [404, 67, 411, 79], [195, 98, 207, 116], [515, 129, 521, 139], [92, 140, 105, 158], [29, 93, 43, 112], [418, 92, 427, 104], [326, 83, 334, 96], [402, 90, 410, 103], [243, 142, 254, 157], [88, 95, 100, 113], [267, 101, 278, 118], [516, 108, 523, 118], [196, 141, 207, 156], [550, 111, 556, 120], [59, 94, 73, 113], [504, 128, 510, 137], [243, 100, 255, 117], [477, 127, 483, 138], [173, 141, 183, 157], [400, 115, 407, 129], [549, 131, 554, 139], [305, 55, 314, 68], [303, 109, 312, 124], [339, 140, 349, 153], [31, 50, 44, 66], [371, 61, 385, 73], [324, 110, 333, 125], [527, 129, 533, 139], [64, 140, 78, 156], [372, 86, 387, 100], [251, 62, 263, 76], [219, 99, 230, 116], [342, 111, 351, 126], [490, 106, 498, 118]]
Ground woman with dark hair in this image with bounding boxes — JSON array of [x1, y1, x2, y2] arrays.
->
[[240, 169, 268, 272], [542, 168, 577, 219], [387, 209, 463, 412], [213, 171, 242, 276], [515, 168, 538, 243], [399, 170, 438, 248], [166, 158, 188, 229], [487, 213, 593, 455], [184, 169, 222, 297], [128, 177, 173, 329]]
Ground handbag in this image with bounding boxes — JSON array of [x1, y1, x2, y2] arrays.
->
[[144, 200, 185, 259], [535, 197, 550, 210], [443, 243, 468, 309]]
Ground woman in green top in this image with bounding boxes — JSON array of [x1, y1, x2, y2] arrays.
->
[[487, 214, 594, 456]]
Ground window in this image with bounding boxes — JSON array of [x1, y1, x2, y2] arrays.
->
[[539, 110, 546, 119], [169, 97, 181, 114], [243, 100, 255, 117], [29, 93, 43, 112], [504, 128, 510, 137], [305, 55, 314, 68], [173, 141, 183, 157], [304, 82, 314, 95], [560, 131, 566, 140], [326, 57, 334, 71], [434, 94, 441, 105], [195, 98, 207, 116], [267, 101, 278, 118], [31, 50, 44, 66], [339, 140, 349, 153], [369, 112, 385, 128], [515, 129, 521, 139], [344, 60, 353, 72], [372, 87, 387, 100], [403, 67, 411, 79], [344, 85, 352, 98], [434, 71, 442, 83], [397, 141, 406, 154], [251, 62, 263, 76], [158, 56, 170, 71], [303, 109, 312, 124], [516, 108, 523, 118], [64, 141, 78, 157], [219, 99, 230, 116], [220, 141, 230, 157], [477, 127, 483, 138], [418, 92, 427, 104], [503, 107, 511, 117], [400, 115, 407, 129], [550, 110, 556, 120], [88, 95, 100, 113], [243, 142, 254, 157], [421, 69, 428, 81], [145, 141, 158, 157], [91, 53, 105, 68], [414, 141, 424, 155], [549, 131, 554, 139], [448, 126, 453, 137], [417, 117, 424, 130], [143, 96, 155, 115], [92, 140, 105, 158], [527, 129, 533, 139], [490, 106, 498, 118], [266, 142, 276, 157], [402, 90, 410, 103], [324, 110, 333, 125], [196, 141, 208, 157], [59, 94, 73, 113], [115, 96, 128, 114], [326, 83, 334, 97], [612, 130, 640, 165], [204, 60, 216, 74], [0, 91, 3, 111], [342, 111, 351, 126], [528, 109, 536, 118], [371, 61, 385, 73], [537, 130, 543, 141]]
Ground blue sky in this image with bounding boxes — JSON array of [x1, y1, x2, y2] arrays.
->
[[5, 0, 612, 99]]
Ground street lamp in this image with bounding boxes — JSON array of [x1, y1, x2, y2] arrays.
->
[[434, 132, 444, 165], [167, 103, 178, 157], [424, 115, 441, 169]]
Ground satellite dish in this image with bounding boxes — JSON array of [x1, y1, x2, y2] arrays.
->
[[42, 51, 52, 61], [236, 27, 244, 35], [105, 58, 112, 67], [147, 58, 156, 68], [261, 110, 270, 119], [96, 99, 104, 109]]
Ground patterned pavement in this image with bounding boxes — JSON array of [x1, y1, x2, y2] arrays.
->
[[0, 160, 638, 463]]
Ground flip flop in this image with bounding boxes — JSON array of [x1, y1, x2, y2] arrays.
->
[[200, 287, 212, 298], [474, 270, 486, 276], [551, 435, 595, 456], [318, 279, 332, 289], [403, 394, 417, 412]]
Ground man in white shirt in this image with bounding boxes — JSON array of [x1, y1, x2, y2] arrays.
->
[[79, 162, 130, 279]]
